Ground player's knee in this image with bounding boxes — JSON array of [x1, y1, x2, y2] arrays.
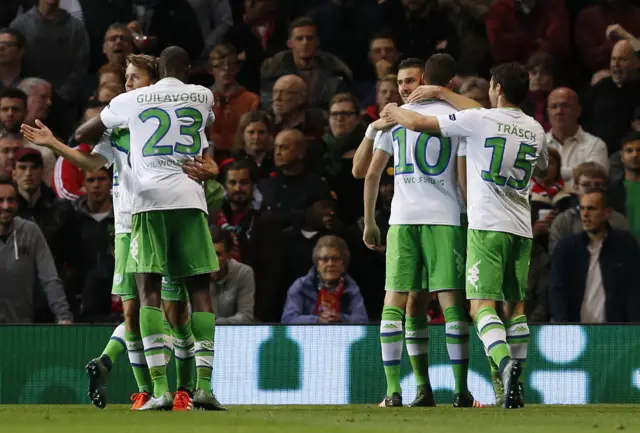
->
[[384, 291, 409, 309]]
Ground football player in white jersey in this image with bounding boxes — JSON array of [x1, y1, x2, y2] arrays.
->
[[22, 54, 222, 411], [382, 62, 548, 409], [364, 56, 482, 408]]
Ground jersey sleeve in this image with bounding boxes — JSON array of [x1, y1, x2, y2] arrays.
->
[[437, 108, 485, 139], [100, 92, 132, 128], [91, 130, 115, 168], [206, 109, 215, 127], [373, 130, 393, 155]]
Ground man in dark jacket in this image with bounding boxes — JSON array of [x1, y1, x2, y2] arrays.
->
[[549, 188, 640, 323], [13, 148, 75, 280], [0, 175, 72, 323]]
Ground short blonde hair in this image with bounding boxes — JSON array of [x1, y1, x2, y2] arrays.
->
[[573, 161, 608, 183], [313, 235, 350, 268]]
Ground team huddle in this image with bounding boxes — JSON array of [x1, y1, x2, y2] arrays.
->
[[22, 47, 546, 411], [357, 55, 547, 409]]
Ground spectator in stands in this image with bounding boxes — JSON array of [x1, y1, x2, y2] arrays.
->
[[382, 0, 459, 62], [53, 101, 105, 200], [280, 194, 364, 293], [458, 77, 491, 108], [611, 131, 640, 242], [11, 0, 89, 105], [582, 40, 640, 154], [101, 23, 134, 69], [258, 129, 332, 228], [307, 0, 382, 84], [213, 158, 261, 263], [322, 93, 366, 225], [575, 0, 640, 75], [13, 147, 75, 288], [230, 110, 275, 180], [281, 234, 368, 324], [522, 52, 555, 131], [18, 78, 56, 187], [0, 87, 26, 133], [93, 82, 124, 104], [530, 147, 572, 233], [70, 167, 115, 323], [549, 162, 629, 253], [608, 105, 640, 180], [485, 0, 570, 64], [546, 87, 609, 186], [352, 34, 399, 105], [97, 63, 125, 89], [126, 0, 204, 61], [549, 188, 640, 323], [0, 175, 72, 324], [0, 131, 21, 179], [186, 0, 233, 62], [209, 226, 255, 324], [260, 17, 352, 112], [207, 43, 260, 162], [362, 75, 402, 124], [0, 27, 25, 91], [18, 78, 52, 131], [269, 75, 327, 142], [224, 0, 290, 93]]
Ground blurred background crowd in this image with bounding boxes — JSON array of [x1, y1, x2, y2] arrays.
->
[[0, 0, 639, 326]]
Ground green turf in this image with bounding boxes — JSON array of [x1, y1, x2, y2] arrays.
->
[[2, 405, 640, 433]]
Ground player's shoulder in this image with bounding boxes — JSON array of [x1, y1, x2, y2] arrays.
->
[[403, 100, 456, 115]]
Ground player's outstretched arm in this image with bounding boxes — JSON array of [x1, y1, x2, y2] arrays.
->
[[21, 120, 107, 171], [363, 149, 390, 251], [437, 87, 483, 110], [406, 86, 482, 110], [75, 115, 107, 145], [352, 117, 396, 179], [381, 104, 441, 134]]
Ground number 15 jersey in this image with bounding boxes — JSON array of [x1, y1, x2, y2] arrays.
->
[[437, 108, 548, 238], [100, 77, 214, 215], [374, 101, 465, 226]]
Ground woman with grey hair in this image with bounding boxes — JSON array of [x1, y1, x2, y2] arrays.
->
[[281, 235, 368, 324]]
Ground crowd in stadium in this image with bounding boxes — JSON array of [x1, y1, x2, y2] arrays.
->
[[0, 0, 639, 325]]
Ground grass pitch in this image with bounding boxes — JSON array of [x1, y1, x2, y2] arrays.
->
[[2, 405, 639, 433]]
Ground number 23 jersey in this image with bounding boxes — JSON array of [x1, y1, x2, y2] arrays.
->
[[374, 101, 465, 226], [437, 108, 548, 238], [100, 77, 214, 214]]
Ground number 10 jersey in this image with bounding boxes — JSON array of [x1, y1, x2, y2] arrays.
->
[[437, 108, 548, 238], [374, 101, 465, 227], [100, 77, 214, 215]]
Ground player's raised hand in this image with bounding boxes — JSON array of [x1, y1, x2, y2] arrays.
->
[[371, 116, 396, 131], [380, 103, 398, 119], [21, 120, 55, 148], [407, 85, 442, 104], [363, 223, 382, 250], [183, 155, 219, 182]]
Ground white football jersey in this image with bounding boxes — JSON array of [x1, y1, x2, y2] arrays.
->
[[92, 128, 134, 234], [374, 101, 465, 226], [438, 108, 548, 238], [100, 78, 215, 214]]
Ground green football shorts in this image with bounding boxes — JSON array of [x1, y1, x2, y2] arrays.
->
[[385, 224, 466, 292], [465, 229, 533, 302], [126, 208, 219, 278], [112, 233, 138, 302]]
